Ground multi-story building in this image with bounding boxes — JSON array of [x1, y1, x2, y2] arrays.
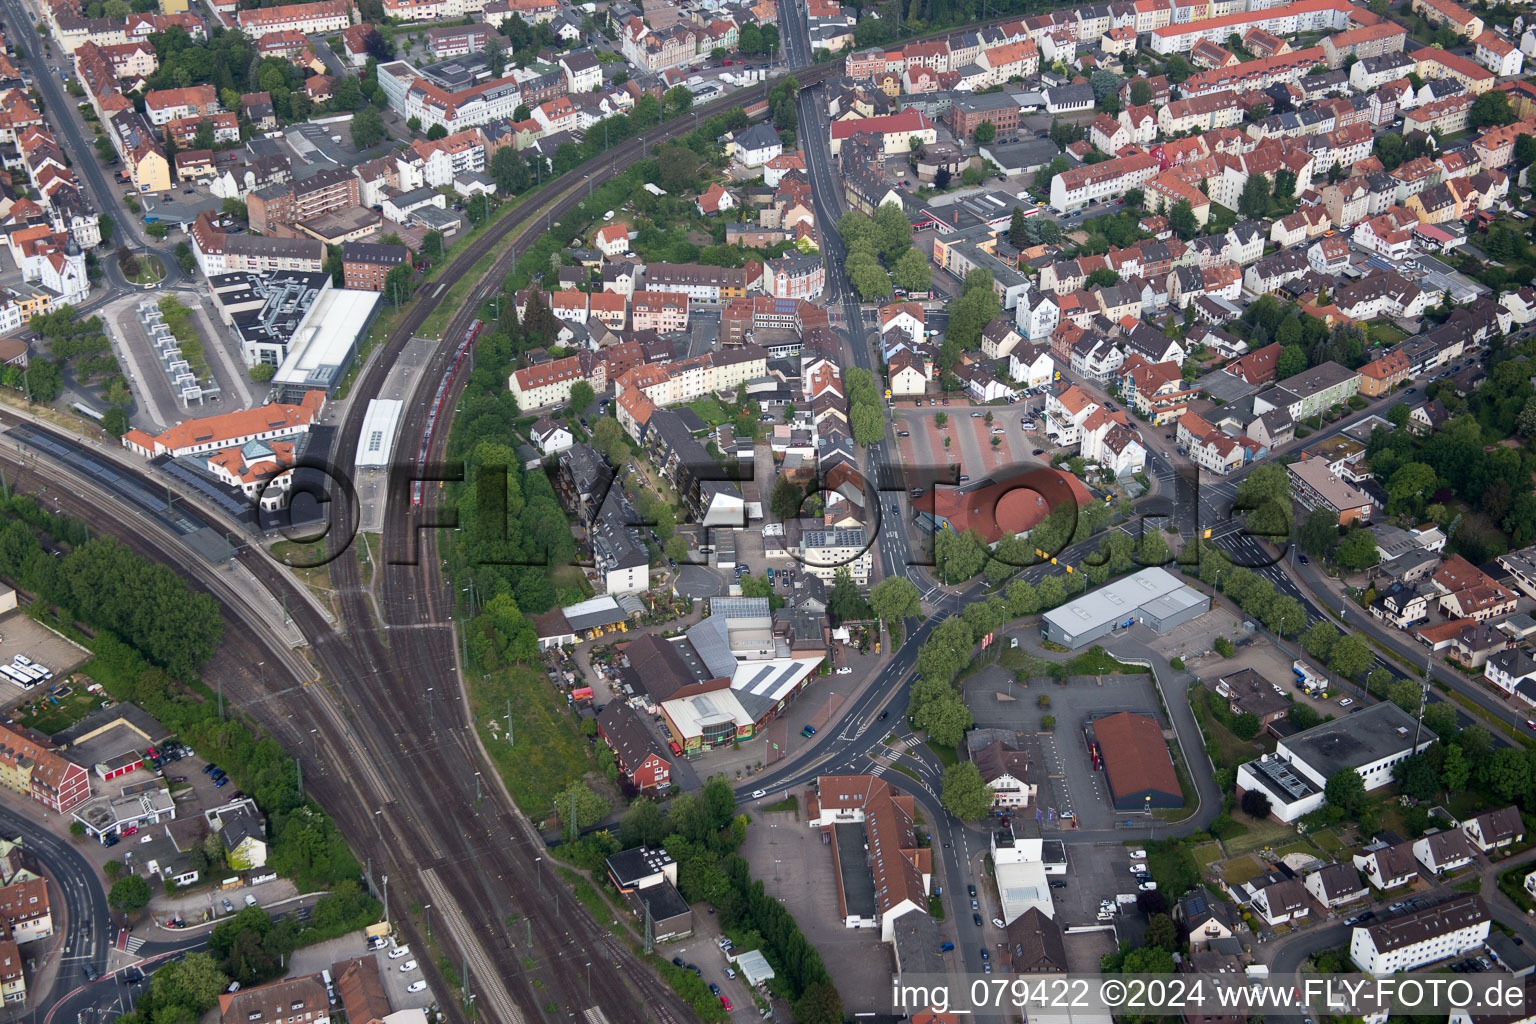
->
[[341, 242, 408, 291], [0, 722, 91, 813], [1411, 0, 1482, 40], [643, 263, 754, 305], [218, 975, 332, 1024], [236, 0, 354, 37], [508, 352, 607, 410], [1321, 23, 1406, 68], [247, 167, 360, 234], [828, 108, 937, 155], [630, 291, 690, 332], [1287, 458, 1373, 525], [1149, 0, 1356, 54], [1049, 152, 1160, 212], [1412, 48, 1495, 93], [800, 528, 872, 585], [1473, 30, 1523, 76], [1349, 896, 1489, 975], [762, 253, 825, 300]]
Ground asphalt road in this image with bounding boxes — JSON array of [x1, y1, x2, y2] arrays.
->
[[0, 802, 110, 1014], [2, 0, 180, 293]]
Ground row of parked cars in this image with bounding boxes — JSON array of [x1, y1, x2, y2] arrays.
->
[[202, 761, 232, 789]]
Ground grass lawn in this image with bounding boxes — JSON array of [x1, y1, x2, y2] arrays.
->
[[687, 397, 731, 424], [1145, 841, 1201, 894], [926, 741, 958, 767], [1066, 645, 1150, 676], [1311, 829, 1346, 855], [761, 795, 798, 816], [1223, 815, 1307, 857], [1192, 841, 1225, 874], [471, 665, 596, 816], [1271, 840, 1317, 860], [1219, 854, 1268, 887], [129, 256, 165, 285], [1365, 320, 1407, 346], [13, 685, 104, 734], [889, 762, 922, 782]]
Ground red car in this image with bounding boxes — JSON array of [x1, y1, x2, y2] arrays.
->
[[720, 996, 732, 1011]]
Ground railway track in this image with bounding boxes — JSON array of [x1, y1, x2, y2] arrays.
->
[[0, 47, 863, 1024]]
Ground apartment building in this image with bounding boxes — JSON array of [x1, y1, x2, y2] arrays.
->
[[247, 167, 360, 235], [341, 242, 408, 291], [507, 352, 607, 410], [1411, 0, 1482, 39], [0, 722, 92, 813], [1149, 0, 1356, 54], [236, 0, 354, 36], [644, 263, 754, 305], [1049, 152, 1160, 212], [1349, 896, 1489, 975]]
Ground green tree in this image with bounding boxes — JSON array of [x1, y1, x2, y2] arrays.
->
[[249, 363, 275, 383], [1276, 344, 1308, 379], [869, 577, 920, 622], [1325, 767, 1366, 817], [1335, 528, 1380, 570], [1298, 508, 1337, 556], [591, 417, 628, 464], [568, 380, 595, 413], [827, 569, 873, 624], [97, 214, 114, 245], [554, 781, 608, 836], [794, 982, 844, 1024], [1169, 199, 1198, 240], [1231, 712, 1261, 741], [109, 874, 152, 914], [1440, 744, 1470, 794], [1386, 402, 1411, 428], [1470, 91, 1515, 129], [1240, 789, 1272, 819], [1393, 754, 1439, 801], [940, 761, 994, 819], [1478, 748, 1531, 803], [1130, 79, 1152, 106], [1234, 463, 1292, 539], [1329, 634, 1371, 680], [426, 123, 448, 141], [1144, 913, 1178, 951], [893, 247, 932, 293], [350, 106, 385, 149], [974, 120, 996, 144], [151, 951, 228, 1012], [770, 475, 803, 521], [1238, 171, 1272, 219]]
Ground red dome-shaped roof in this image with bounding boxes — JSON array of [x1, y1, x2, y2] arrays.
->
[[995, 487, 1050, 537]]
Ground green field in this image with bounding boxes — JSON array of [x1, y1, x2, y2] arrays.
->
[[471, 666, 596, 815], [14, 686, 104, 735]]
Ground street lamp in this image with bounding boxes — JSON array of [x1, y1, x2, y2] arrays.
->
[[424, 904, 432, 941], [586, 962, 592, 999]]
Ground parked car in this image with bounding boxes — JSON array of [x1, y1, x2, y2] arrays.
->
[[968, 885, 977, 896], [801, 725, 816, 737], [390, 947, 412, 959], [221, 899, 235, 913], [400, 962, 418, 973], [709, 983, 721, 996], [1339, 697, 1354, 707], [244, 894, 257, 907], [973, 912, 984, 926], [406, 981, 427, 993], [720, 996, 732, 1011]]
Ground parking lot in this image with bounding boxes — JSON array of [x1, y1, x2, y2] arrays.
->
[[0, 609, 91, 709], [963, 662, 1168, 831], [740, 806, 892, 1014]]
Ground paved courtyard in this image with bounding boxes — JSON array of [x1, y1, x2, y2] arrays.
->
[[739, 807, 893, 1014], [961, 663, 1167, 831]]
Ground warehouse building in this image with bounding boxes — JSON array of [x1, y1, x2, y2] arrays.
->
[[1040, 567, 1210, 649], [1087, 711, 1182, 811]]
